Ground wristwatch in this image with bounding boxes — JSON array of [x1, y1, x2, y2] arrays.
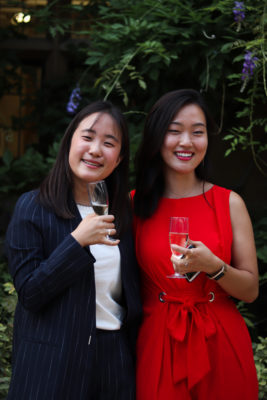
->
[[207, 263, 227, 281]]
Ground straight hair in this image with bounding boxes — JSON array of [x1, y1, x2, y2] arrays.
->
[[134, 89, 217, 219], [38, 100, 131, 237]]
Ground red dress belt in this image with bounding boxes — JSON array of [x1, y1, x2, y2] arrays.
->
[[156, 290, 229, 389]]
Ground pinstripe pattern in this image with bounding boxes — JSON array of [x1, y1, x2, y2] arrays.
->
[[5, 190, 142, 400]]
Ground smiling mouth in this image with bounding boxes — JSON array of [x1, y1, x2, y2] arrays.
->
[[82, 159, 102, 167], [175, 152, 193, 159]]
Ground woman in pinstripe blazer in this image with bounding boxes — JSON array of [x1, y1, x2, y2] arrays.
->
[[5, 100, 142, 400]]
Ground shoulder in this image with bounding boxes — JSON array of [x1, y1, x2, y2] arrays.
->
[[229, 190, 248, 216], [226, 191, 252, 233], [12, 189, 53, 221], [6, 190, 42, 238], [229, 190, 245, 204], [13, 190, 40, 213]]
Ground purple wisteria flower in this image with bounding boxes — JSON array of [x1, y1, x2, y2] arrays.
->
[[66, 87, 82, 114], [242, 51, 258, 81], [233, 1, 245, 23], [240, 50, 258, 92]]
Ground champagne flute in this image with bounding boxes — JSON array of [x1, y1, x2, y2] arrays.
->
[[87, 180, 114, 240], [167, 216, 189, 278], [87, 180, 109, 215]]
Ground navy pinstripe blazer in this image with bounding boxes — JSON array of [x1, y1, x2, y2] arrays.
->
[[5, 190, 142, 400]]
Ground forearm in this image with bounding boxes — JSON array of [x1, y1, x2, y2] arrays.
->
[[207, 257, 259, 303], [171, 243, 259, 303]]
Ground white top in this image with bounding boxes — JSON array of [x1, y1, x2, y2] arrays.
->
[[77, 204, 125, 330]]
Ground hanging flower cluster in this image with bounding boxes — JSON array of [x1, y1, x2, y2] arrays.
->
[[240, 50, 258, 92], [233, 1, 245, 23], [66, 87, 82, 114], [242, 51, 258, 81]]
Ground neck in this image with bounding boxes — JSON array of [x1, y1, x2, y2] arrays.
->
[[163, 172, 204, 199], [73, 182, 90, 206]]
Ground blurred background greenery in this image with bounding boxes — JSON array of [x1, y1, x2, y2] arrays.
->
[[0, 0, 266, 398]]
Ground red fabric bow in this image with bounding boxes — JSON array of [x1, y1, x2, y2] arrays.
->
[[163, 294, 217, 389]]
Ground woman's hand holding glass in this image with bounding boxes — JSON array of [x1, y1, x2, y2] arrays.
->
[[72, 179, 120, 247], [71, 213, 119, 246], [73, 180, 120, 246], [87, 180, 117, 242], [171, 240, 222, 277]]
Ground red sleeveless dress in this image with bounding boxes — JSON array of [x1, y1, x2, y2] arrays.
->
[[132, 185, 258, 400]]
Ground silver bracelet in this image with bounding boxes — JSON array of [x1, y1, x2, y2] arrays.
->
[[207, 263, 227, 281]]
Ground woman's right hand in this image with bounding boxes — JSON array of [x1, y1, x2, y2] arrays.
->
[[71, 214, 119, 246]]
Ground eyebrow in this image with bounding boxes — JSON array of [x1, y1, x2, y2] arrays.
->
[[81, 128, 120, 142], [169, 122, 206, 128]]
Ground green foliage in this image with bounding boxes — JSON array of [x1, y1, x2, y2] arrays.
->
[[253, 336, 267, 399], [0, 1, 266, 395], [236, 300, 256, 328], [221, 0, 267, 175], [0, 260, 17, 399], [27, 0, 265, 176], [254, 217, 267, 264], [3, 0, 266, 178], [0, 142, 59, 197], [81, 0, 219, 101]]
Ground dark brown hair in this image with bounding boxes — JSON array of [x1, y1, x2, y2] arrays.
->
[[134, 89, 217, 219], [38, 100, 131, 236]]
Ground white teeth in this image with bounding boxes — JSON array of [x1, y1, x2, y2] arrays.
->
[[176, 152, 192, 157], [84, 160, 100, 167]]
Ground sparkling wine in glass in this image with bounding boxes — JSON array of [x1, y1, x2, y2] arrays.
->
[[87, 180, 109, 215], [87, 180, 114, 240], [167, 216, 189, 278]]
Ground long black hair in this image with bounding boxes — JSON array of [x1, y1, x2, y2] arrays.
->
[[38, 100, 131, 236], [134, 89, 217, 219]]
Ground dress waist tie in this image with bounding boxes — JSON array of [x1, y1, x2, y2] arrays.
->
[[158, 291, 226, 389]]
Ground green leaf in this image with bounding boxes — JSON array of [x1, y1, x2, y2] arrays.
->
[[220, 42, 235, 53], [110, 23, 125, 30], [236, 108, 250, 118], [84, 57, 100, 66], [223, 135, 234, 140], [138, 79, 147, 90], [225, 148, 232, 157]]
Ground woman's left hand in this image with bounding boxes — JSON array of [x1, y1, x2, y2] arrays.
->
[[171, 192, 259, 304], [170, 240, 221, 276]]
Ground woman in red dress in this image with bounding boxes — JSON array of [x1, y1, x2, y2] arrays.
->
[[132, 89, 259, 399]]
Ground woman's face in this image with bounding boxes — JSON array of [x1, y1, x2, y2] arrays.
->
[[69, 112, 122, 197], [160, 103, 208, 178]]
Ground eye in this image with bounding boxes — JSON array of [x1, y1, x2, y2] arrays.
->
[[104, 141, 115, 147], [193, 130, 205, 135], [167, 129, 181, 135], [82, 135, 92, 141]]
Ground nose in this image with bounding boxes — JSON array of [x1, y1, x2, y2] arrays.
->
[[179, 132, 192, 146], [88, 139, 102, 156]]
